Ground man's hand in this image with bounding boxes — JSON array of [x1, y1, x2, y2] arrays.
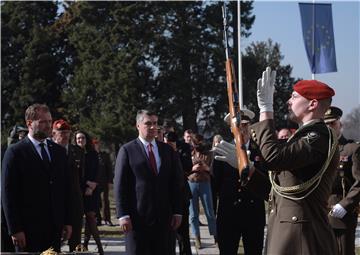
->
[[11, 231, 26, 250], [86, 181, 97, 190], [62, 225, 72, 241], [330, 204, 347, 219], [257, 66, 276, 113], [119, 217, 133, 233], [213, 140, 238, 169], [170, 215, 182, 230]]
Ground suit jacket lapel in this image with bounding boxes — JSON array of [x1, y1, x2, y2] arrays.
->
[[24, 137, 51, 172], [24, 137, 42, 161], [156, 141, 163, 174]]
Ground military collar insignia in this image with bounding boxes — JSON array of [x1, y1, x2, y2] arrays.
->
[[306, 132, 319, 144]]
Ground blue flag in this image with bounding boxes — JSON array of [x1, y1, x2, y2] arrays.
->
[[299, 3, 337, 74]]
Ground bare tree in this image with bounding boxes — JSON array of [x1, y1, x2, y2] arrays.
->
[[342, 105, 360, 141]]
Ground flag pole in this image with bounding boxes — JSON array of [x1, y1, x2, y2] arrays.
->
[[312, 0, 315, 80], [237, 0, 243, 108]]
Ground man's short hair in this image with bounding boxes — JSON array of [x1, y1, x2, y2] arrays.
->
[[318, 98, 332, 115], [136, 109, 157, 125], [25, 104, 50, 121], [184, 129, 193, 135]]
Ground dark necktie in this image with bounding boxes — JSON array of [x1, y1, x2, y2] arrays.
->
[[39, 142, 50, 165], [147, 143, 157, 175]]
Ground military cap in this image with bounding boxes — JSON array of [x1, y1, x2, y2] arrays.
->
[[324, 106, 343, 124], [52, 119, 71, 131], [9, 125, 28, 138], [223, 108, 255, 125], [240, 109, 255, 123], [293, 80, 335, 100]]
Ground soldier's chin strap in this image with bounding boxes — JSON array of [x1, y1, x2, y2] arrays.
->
[[269, 125, 339, 201]]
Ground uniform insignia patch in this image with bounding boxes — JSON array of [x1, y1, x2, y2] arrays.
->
[[306, 132, 319, 144]]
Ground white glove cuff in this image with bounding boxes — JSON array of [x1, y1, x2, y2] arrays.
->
[[259, 104, 273, 113]]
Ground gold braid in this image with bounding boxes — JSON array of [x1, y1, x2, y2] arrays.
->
[[269, 125, 338, 201]]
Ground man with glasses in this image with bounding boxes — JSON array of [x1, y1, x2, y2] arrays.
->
[[325, 106, 360, 255], [114, 109, 184, 255]]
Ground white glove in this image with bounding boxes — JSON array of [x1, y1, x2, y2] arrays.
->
[[257, 66, 276, 113], [223, 113, 236, 126], [213, 140, 238, 169], [330, 203, 347, 219]]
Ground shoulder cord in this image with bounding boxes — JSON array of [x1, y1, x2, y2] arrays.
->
[[269, 126, 338, 201]]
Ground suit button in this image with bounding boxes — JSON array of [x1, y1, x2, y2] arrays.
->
[[238, 198, 242, 203], [49, 181, 53, 184], [292, 216, 298, 222], [238, 189, 241, 192], [250, 200, 254, 203]]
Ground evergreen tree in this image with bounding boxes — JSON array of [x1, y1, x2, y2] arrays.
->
[[1, 1, 62, 140], [59, 2, 155, 144], [242, 39, 298, 129]]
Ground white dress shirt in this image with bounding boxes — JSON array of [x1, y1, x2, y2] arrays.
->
[[138, 136, 161, 173], [27, 134, 51, 161]]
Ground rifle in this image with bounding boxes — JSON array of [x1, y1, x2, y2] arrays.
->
[[222, 4, 250, 177]]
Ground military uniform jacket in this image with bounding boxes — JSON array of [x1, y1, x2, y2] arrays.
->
[[328, 136, 360, 229], [249, 119, 339, 255], [213, 139, 266, 225]]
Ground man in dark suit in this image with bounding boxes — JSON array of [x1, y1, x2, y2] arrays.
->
[[1, 104, 72, 252], [114, 109, 184, 255], [52, 119, 85, 251]]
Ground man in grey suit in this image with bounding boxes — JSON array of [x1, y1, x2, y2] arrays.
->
[[2, 104, 72, 252], [114, 109, 184, 255]]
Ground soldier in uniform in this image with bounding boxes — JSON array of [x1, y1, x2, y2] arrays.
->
[[52, 119, 85, 251], [214, 67, 339, 254], [213, 109, 267, 255], [324, 106, 360, 255]]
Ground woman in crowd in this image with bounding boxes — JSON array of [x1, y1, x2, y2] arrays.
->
[[74, 131, 104, 255], [187, 133, 217, 249]]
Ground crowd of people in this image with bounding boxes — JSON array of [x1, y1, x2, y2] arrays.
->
[[1, 66, 360, 255]]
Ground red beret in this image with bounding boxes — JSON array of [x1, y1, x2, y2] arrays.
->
[[293, 80, 335, 100], [52, 119, 71, 131]]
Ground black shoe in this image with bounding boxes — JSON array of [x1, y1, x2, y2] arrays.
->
[[199, 220, 207, 226]]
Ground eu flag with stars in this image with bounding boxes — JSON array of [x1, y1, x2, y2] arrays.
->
[[299, 3, 337, 74]]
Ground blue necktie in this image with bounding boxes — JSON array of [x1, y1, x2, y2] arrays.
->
[[39, 143, 50, 165]]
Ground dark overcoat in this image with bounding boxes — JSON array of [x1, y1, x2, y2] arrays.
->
[[1, 137, 71, 252]]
